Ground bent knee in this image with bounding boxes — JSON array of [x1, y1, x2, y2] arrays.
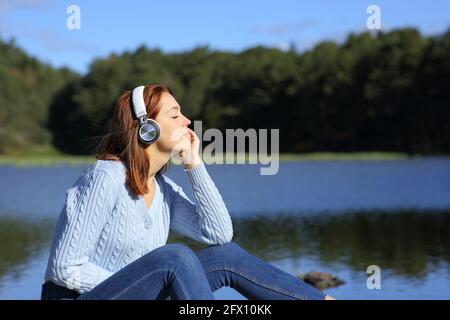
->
[[204, 241, 246, 258], [155, 243, 199, 265], [213, 240, 241, 250]]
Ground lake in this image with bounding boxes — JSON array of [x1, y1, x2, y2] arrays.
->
[[0, 158, 449, 299]]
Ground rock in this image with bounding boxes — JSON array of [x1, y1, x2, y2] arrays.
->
[[298, 271, 345, 290]]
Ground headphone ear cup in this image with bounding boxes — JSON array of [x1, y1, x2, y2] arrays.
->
[[138, 118, 161, 145]]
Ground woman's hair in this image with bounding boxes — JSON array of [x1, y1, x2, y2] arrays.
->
[[95, 82, 173, 196]]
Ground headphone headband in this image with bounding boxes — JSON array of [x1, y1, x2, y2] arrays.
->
[[131, 85, 147, 119]]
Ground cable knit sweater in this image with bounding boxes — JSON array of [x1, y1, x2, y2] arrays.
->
[[43, 159, 234, 294]]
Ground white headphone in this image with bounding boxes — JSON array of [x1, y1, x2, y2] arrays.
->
[[131, 86, 161, 145]]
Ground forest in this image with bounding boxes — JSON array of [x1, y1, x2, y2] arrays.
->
[[0, 27, 448, 155]]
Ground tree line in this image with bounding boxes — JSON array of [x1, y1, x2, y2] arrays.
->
[[0, 27, 449, 155]]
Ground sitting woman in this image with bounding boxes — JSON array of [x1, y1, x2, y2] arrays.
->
[[41, 83, 335, 300]]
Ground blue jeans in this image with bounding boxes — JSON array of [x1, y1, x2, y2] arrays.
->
[[45, 241, 327, 300]]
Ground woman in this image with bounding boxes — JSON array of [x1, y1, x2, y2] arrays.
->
[[41, 83, 335, 300]]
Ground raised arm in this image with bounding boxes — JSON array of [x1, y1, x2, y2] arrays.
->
[[168, 162, 233, 245]]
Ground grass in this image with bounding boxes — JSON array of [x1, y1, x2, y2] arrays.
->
[[0, 145, 95, 167], [277, 151, 413, 161], [0, 145, 418, 167]]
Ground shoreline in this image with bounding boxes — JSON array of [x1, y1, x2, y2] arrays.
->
[[0, 151, 436, 167]]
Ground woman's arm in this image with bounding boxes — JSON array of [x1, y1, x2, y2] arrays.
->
[[168, 161, 234, 245], [46, 169, 116, 293]]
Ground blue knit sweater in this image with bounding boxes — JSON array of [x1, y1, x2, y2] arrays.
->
[[43, 159, 234, 294]]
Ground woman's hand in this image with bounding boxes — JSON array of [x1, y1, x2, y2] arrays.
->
[[177, 127, 202, 170]]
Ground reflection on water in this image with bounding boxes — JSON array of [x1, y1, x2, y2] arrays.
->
[[240, 210, 450, 280], [170, 210, 450, 280], [0, 217, 53, 287], [1, 210, 449, 299]]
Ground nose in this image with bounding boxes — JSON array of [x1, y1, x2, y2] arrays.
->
[[184, 116, 191, 127]]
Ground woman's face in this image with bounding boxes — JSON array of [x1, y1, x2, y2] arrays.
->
[[153, 91, 191, 153]]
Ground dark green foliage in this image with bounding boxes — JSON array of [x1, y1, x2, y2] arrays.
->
[[1, 27, 449, 155]]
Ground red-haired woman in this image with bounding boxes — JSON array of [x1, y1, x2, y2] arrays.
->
[[41, 83, 334, 300]]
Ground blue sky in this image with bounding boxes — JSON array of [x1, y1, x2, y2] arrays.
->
[[1, 0, 449, 74]]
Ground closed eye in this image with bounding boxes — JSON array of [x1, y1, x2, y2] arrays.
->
[[172, 116, 179, 119]]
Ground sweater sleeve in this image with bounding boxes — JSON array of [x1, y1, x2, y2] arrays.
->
[[47, 169, 116, 293], [168, 162, 233, 245]]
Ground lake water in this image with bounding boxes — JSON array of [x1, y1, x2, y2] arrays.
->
[[0, 158, 449, 300]]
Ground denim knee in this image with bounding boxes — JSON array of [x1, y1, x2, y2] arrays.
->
[[209, 241, 241, 252], [203, 241, 245, 259], [152, 243, 200, 270]]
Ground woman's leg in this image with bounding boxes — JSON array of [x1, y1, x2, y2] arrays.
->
[[77, 243, 215, 300], [195, 241, 327, 300]]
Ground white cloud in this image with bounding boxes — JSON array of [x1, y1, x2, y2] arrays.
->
[[250, 20, 317, 36], [2, 21, 99, 53], [276, 42, 289, 51], [0, 0, 52, 12]]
